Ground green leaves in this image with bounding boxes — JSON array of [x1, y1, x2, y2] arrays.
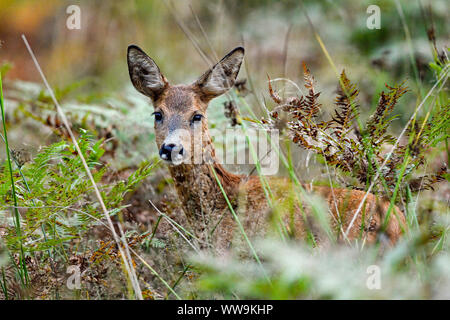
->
[[0, 130, 155, 257], [425, 103, 450, 147]]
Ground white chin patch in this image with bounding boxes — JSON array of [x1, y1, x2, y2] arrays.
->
[[171, 155, 184, 165], [160, 153, 185, 165]]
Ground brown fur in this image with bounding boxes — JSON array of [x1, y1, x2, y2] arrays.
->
[[165, 113, 407, 252], [127, 46, 407, 254]]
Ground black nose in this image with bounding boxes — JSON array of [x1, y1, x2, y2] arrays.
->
[[159, 143, 184, 161]]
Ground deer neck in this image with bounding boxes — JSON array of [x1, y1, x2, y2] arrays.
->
[[168, 126, 241, 239]]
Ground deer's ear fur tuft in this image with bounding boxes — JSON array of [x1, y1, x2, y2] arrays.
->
[[127, 45, 168, 100], [193, 47, 244, 100]]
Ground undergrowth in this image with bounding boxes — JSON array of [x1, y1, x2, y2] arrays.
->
[[0, 2, 448, 300], [191, 49, 449, 300], [0, 126, 156, 298], [264, 61, 449, 200]]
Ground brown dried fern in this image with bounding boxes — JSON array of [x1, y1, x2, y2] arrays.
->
[[264, 63, 447, 198]]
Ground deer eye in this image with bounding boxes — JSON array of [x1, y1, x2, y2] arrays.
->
[[192, 114, 203, 123], [152, 112, 163, 122]]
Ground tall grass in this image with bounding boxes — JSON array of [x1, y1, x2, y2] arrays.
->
[[0, 0, 448, 300], [0, 74, 29, 287]]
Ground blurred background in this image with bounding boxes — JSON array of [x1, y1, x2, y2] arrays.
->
[[1, 0, 447, 86], [0, 0, 448, 169]]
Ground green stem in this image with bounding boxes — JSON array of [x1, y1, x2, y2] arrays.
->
[[209, 164, 271, 284], [0, 74, 29, 285]]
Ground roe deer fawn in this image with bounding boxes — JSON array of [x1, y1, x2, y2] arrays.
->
[[127, 45, 407, 253]]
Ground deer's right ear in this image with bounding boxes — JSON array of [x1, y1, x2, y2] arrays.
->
[[127, 45, 168, 100]]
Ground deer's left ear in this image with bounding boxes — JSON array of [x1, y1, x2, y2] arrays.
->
[[193, 47, 244, 100]]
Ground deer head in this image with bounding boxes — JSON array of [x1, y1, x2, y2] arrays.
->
[[127, 45, 244, 165]]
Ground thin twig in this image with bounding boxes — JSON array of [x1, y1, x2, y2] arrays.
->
[[21, 34, 143, 299], [148, 199, 201, 253]]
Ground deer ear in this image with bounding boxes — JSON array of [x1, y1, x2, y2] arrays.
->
[[127, 45, 168, 100], [193, 47, 244, 100]]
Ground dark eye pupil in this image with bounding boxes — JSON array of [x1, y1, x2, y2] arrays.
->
[[154, 112, 162, 121], [193, 114, 202, 122]]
